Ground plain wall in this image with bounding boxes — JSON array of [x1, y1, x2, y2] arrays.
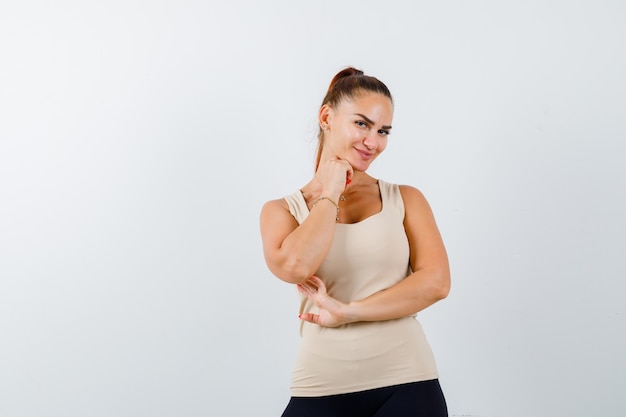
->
[[1, 1, 625, 416]]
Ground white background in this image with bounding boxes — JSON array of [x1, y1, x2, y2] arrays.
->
[[1, 1, 625, 416]]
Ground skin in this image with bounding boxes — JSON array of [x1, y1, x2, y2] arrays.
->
[[260, 91, 450, 327]]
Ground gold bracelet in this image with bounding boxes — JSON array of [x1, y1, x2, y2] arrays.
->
[[312, 196, 340, 222]]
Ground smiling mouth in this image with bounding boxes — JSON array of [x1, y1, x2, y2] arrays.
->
[[355, 149, 374, 160]]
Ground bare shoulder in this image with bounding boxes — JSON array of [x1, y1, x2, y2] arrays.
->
[[260, 197, 300, 276], [260, 197, 293, 223], [261, 197, 290, 212], [260, 197, 298, 234], [398, 184, 448, 274], [398, 184, 433, 214]]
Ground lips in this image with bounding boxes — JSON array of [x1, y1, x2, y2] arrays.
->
[[355, 148, 374, 160]]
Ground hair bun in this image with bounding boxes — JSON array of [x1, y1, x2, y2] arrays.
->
[[327, 67, 364, 92]]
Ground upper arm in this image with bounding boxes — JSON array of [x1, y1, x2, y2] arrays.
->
[[399, 185, 451, 293], [259, 198, 300, 281]]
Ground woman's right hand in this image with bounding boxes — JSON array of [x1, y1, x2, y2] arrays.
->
[[314, 158, 353, 200]]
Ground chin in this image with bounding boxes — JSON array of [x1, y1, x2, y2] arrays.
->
[[347, 155, 377, 171], [352, 161, 374, 172]]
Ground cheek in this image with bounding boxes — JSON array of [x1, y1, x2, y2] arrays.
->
[[348, 126, 362, 140]]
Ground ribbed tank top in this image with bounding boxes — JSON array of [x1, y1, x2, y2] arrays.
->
[[283, 180, 439, 397]]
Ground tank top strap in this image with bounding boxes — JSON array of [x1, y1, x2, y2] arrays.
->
[[379, 179, 405, 220], [284, 190, 309, 224]]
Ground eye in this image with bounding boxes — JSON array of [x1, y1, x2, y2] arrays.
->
[[355, 120, 367, 128], [378, 129, 390, 136]]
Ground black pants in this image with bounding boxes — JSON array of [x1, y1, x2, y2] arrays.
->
[[281, 379, 447, 417]]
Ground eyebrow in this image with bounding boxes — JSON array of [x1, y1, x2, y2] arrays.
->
[[355, 113, 392, 130]]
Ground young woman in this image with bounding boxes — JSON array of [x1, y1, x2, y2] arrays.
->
[[260, 67, 451, 417]]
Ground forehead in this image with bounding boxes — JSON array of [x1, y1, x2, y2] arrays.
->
[[335, 92, 394, 120]]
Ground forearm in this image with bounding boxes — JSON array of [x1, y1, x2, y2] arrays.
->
[[274, 198, 339, 283], [345, 268, 450, 322]]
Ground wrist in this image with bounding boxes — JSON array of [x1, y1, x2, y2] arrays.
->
[[344, 301, 361, 324], [312, 196, 340, 222], [320, 189, 342, 202]]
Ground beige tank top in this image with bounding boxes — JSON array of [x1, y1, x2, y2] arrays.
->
[[284, 179, 439, 397]]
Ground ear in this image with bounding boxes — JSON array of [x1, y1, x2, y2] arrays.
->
[[318, 104, 333, 128]]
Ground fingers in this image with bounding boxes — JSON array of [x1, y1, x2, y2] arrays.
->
[[297, 280, 318, 296], [298, 276, 327, 296], [296, 283, 311, 297], [298, 313, 320, 324], [297, 278, 343, 327], [309, 275, 325, 288], [316, 158, 353, 195], [297, 277, 332, 316]]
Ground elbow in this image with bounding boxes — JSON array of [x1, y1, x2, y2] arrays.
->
[[270, 255, 315, 285], [436, 283, 450, 301], [430, 269, 451, 302], [279, 272, 311, 285]]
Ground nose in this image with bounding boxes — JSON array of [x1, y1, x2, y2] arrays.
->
[[363, 132, 377, 150]]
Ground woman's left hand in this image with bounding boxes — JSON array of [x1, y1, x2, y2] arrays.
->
[[297, 276, 351, 328]]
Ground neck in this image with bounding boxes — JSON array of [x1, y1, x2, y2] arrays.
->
[[302, 163, 375, 197], [348, 171, 373, 187]]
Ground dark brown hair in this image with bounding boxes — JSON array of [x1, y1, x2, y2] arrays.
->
[[315, 67, 393, 169]]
